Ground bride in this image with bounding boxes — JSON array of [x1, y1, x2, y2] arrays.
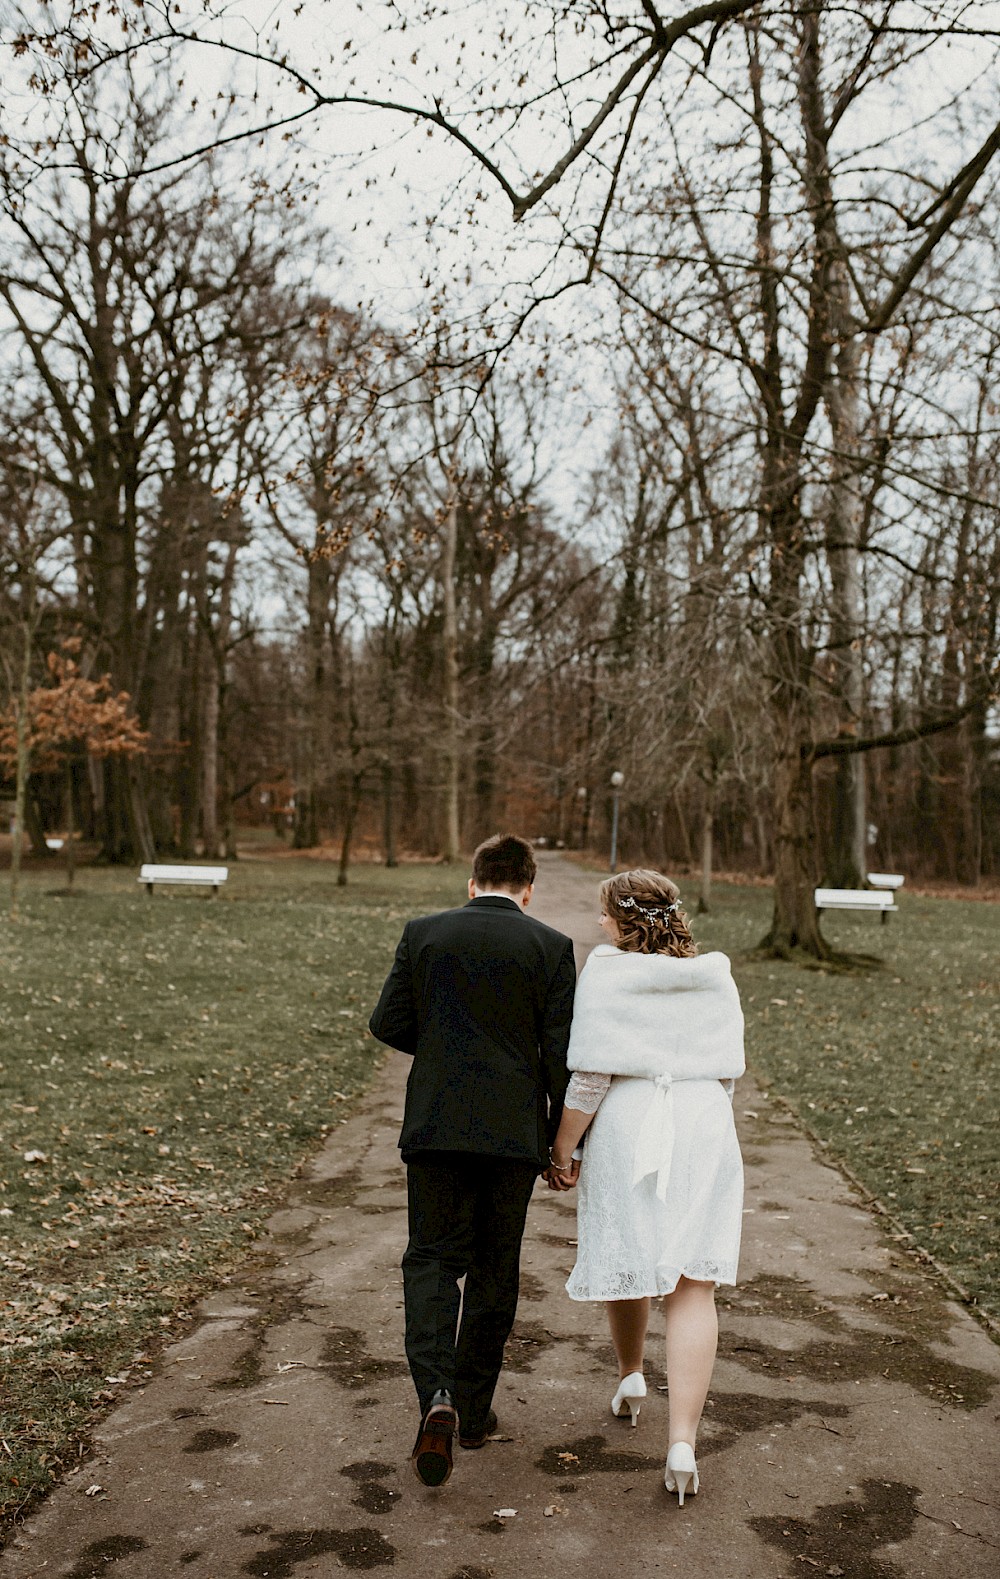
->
[[546, 869, 745, 1505]]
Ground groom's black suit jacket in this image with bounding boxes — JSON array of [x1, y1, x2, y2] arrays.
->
[[369, 895, 577, 1168]]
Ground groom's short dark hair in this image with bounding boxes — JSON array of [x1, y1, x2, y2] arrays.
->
[[472, 833, 537, 892]]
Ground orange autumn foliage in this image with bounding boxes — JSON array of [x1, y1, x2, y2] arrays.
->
[[0, 646, 148, 772]]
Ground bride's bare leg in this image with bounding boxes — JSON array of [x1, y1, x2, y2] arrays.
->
[[664, 1277, 718, 1446], [605, 1297, 650, 1377]]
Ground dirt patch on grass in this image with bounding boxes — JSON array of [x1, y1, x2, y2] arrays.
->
[[212, 1282, 315, 1391], [720, 1325, 993, 1407], [749, 1477, 919, 1579], [503, 1318, 559, 1373], [350, 1485, 402, 1515], [340, 1462, 401, 1516], [720, 1271, 995, 1407], [289, 1168, 364, 1210], [340, 1462, 397, 1481], [320, 1328, 408, 1390], [581, 1334, 665, 1386], [182, 1427, 240, 1452], [240, 1525, 397, 1574], [721, 1272, 844, 1332], [66, 1535, 148, 1578], [535, 1434, 657, 1476], [517, 1270, 547, 1302], [699, 1391, 851, 1458]]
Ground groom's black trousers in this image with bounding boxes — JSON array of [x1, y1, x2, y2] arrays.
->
[[402, 1151, 538, 1431]]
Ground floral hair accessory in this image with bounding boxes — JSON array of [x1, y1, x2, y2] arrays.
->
[[617, 895, 680, 922]]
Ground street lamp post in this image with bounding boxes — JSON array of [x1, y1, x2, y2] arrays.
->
[[609, 770, 624, 872]]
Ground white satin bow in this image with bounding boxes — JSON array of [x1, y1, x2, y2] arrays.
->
[[632, 1072, 675, 1202]]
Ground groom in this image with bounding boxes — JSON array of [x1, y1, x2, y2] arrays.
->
[[369, 833, 576, 1486]]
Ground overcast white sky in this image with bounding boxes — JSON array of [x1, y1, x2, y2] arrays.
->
[[5, 1, 1000, 538]]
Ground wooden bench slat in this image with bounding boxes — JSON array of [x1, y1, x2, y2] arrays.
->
[[139, 865, 228, 881], [815, 886, 897, 918], [138, 865, 229, 894]]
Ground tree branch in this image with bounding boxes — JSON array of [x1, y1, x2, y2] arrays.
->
[[511, 0, 761, 217], [866, 115, 1000, 333], [809, 687, 995, 761]]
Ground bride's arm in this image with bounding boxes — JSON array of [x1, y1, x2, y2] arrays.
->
[[546, 1072, 611, 1190]]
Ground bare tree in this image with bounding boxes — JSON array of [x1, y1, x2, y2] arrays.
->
[[252, 303, 387, 848], [0, 73, 304, 858], [0, 413, 70, 915]]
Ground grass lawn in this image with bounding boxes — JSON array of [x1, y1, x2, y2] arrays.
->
[[0, 856, 467, 1535], [693, 881, 998, 1324], [1, 855, 997, 1537]]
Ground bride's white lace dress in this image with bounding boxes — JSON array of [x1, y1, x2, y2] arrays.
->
[[564, 1068, 744, 1301]]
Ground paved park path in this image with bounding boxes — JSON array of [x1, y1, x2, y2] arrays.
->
[[4, 856, 999, 1579]]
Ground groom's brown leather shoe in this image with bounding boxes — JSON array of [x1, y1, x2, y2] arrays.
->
[[458, 1410, 498, 1450], [410, 1389, 458, 1486]]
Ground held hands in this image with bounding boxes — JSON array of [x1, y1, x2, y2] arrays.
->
[[544, 1156, 580, 1192]]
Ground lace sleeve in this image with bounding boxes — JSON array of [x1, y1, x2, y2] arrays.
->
[[565, 1071, 613, 1115]]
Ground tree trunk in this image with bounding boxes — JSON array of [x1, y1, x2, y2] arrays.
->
[[757, 455, 829, 957], [698, 781, 714, 915], [178, 621, 201, 859], [756, 470, 830, 956], [749, 17, 829, 958], [8, 621, 32, 920], [335, 653, 365, 886], [90, 477, 149, 861], [93, 732, 154, 863], [823, 322, 867, 888], [199, 535, 239, 861], [294, 554, 331, 849], [473, 683, 497, 839], [577, 647, 599, 852], [797, 10, 867, 889], [378, 599, 403, 868], [129, 759, 156, 862], [440, 477, 461, 862], [754, 807, 771, 875], [381, 760, 397, 867], [762, 749, 827, 957], [64, 759, 76, 889], [24, 784, 48, 857], [142, 527, 186, 853], [201, 651, 220, 858], [671, 788, 694, 867], [337, 773, 364, 888]]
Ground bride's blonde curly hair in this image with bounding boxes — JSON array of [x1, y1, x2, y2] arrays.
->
[[600, 869, 697, 958]]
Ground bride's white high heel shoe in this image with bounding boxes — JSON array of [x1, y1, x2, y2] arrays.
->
[[610, 1371, 646, 1426], [664, 1441, 699, 1505]]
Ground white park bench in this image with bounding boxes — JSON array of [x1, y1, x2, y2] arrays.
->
[[814, 886, 898, 924], [866, 872, 905, 893], [139, 863, 229, 897]]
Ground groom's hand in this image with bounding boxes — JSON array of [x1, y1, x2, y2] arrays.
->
[[544, 1160, 580, 1191]]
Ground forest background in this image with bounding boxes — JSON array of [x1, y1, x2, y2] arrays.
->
[[2, 0, 1000, 961]]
